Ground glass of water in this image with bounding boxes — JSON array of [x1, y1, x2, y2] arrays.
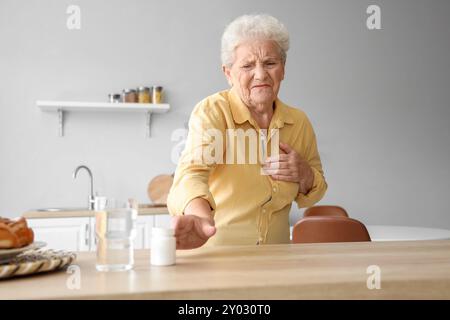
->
[[95, 199, 137, 272]]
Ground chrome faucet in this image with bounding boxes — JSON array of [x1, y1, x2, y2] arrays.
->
[[73, 165, 95, 210]]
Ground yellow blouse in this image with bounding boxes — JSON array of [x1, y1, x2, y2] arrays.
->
[[167, 88, 327, 246]]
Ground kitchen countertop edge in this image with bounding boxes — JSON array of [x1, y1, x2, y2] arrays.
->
[[22, 206, 169, 219]]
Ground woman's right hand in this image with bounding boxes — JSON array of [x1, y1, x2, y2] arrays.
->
[[171, 215, 216, 249]]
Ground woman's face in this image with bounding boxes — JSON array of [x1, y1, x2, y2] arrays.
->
[[223, 39, 285, 109]]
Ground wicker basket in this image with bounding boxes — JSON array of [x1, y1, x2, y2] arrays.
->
[[0, 249, 76, 280]]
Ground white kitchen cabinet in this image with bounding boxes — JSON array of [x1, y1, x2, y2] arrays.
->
[[154, 214, 171, 228], [28, 217, 91, 252], [134, 216, 155, 249], [28, 215, 167, 252]]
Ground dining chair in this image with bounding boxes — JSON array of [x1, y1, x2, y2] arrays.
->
[[292, 216, 371, 244], [303, 205, 349, 218]]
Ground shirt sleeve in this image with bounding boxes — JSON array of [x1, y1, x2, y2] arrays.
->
[[167, 99, 225, 217], [294, 115, 328, 208]]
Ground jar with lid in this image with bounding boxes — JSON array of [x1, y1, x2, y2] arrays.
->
[[108, 93, 122, 103], [122, 89, 138, 103], [137, 86, 151, 103], [152, 86, 163, 104], [150, 227, 176, 266]]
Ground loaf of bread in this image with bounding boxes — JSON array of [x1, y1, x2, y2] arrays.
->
[[0, 217, 34, 249]]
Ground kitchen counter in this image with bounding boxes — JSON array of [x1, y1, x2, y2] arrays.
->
[[22, 205, 169, 219], [1, 240, 450, 299]]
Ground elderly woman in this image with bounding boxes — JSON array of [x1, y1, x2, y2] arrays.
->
[[167, 14, 327, 249]]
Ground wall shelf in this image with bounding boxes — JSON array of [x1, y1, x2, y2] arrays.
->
[[37, 100, 170, 138]]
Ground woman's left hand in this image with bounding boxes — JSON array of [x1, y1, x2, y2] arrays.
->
[[263, 142, 314, 195]]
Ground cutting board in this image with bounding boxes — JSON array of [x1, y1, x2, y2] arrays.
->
[[147, 174, 174, 205]]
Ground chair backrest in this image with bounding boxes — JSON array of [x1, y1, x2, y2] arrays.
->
[[303, 205, 349, 218], [292, 216, 371, 244]]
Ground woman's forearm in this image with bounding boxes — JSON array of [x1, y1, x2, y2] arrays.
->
[[184, 197, 214, 224]]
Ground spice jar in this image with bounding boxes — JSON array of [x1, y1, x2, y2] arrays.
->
[[150, 227, 176, 266], [108, 93, 121, 103], [137, 86, 151, 103], [122, 89, 138, 103], [152, 86, 163, 104]]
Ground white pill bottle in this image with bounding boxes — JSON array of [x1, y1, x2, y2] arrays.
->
[[151, 227, 176, 266]]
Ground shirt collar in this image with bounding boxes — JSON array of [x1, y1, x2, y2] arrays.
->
[[228, 87, 294, 129]]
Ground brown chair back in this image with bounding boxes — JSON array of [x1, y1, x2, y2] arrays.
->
[[292, 216, 371, 244], [303, 205, 349, 218]]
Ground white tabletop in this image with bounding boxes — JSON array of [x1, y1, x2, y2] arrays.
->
[[366, 225, 450, 241], [289, 225, 450, 242]]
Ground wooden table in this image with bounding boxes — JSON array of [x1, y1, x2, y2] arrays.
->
[[1, 240, 450, 299]]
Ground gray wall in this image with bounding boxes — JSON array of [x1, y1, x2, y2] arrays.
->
[[1, 0, 449, 228]]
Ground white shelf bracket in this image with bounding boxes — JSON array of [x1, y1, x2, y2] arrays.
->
[[58, 109, 64, 137], [146, 111, 152, 138]]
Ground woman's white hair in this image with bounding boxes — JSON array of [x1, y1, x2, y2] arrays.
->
[[221, 14, 290, 67]]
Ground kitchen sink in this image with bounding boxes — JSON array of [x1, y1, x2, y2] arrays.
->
[[34, 207, 89, 212]]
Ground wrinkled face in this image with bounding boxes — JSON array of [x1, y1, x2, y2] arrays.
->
[[223, 39, 285, 109]]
